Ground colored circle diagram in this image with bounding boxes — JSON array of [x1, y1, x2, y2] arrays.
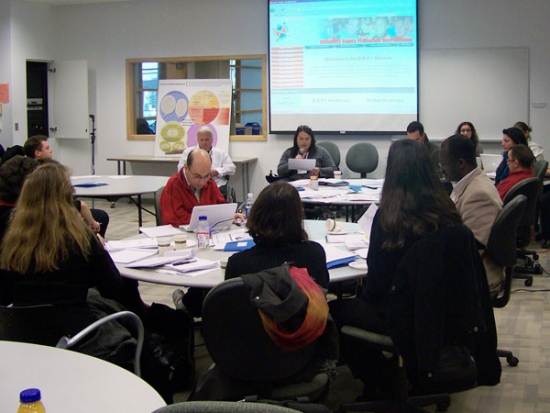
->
[[188, 90, 220, 125], [160, 91, 188, 123], [159, 121, 187, 154]]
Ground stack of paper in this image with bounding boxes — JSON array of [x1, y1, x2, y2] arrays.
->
[[140, 225, 186, 238], [106, 238, 157, 252], [164, 258, 219, 274], [125, 249, 195, 268], [322, 244, 358, 269]]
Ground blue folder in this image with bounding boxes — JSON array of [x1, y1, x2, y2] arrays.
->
[[223, 239, 255, 252], [73, 182, 108, 188], [326, 256, 358, 269]]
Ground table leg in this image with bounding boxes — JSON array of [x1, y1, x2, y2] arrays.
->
[[241, 164, 247, 198], [137, 194, 142, 227], [123, 161, 127, 175], [116, 161, 121, 175]]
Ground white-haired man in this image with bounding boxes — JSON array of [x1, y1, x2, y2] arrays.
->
[[177, 126, 235, 197]]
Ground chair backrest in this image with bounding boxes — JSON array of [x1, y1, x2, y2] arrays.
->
[[486, 195, 527, 268], [317, 141, 341, 167], [0, 304, 65, 346], [502, 177, 541, 229], [534, 160, 548, 181], [345, 143, 378, 178], [153, 401, 300, 413], [201, 278, 317, 381], [154, 185, 165, 226]]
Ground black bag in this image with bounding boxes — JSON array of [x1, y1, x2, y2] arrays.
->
[[433, 344, 478, 392], [147, 303, 195, 392], [243, 396, 331, 413]]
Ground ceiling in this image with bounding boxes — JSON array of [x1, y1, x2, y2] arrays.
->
[[14, 0, 133, 5]]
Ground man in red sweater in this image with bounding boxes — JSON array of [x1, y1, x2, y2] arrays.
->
[[160, 148, 228, 226], [496, 145, 535, 200]]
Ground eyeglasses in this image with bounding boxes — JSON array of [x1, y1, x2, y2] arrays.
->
[[188, 169, 211, 181], [460, 128, 472, 133], [506, 158, 517, 164]]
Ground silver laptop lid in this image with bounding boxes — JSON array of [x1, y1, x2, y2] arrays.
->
[[180, 203, 238, 232]]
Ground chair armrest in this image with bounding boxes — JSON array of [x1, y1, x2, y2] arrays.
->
[[56, 310, 144, 377], [340, 326, 394, 350]]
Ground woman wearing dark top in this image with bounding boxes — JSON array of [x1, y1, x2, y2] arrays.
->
[[455, 121, 483, 156], [494, 127, 528, 185], [0, 163, 124, 335], [225, 181, 329, 288], [277, 125, 336, 181], [329, 139, 462, 398]]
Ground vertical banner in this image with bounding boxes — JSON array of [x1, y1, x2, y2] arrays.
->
[[154, 79, 232, 157]]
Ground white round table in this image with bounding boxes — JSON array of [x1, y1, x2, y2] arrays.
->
[[0, 340, 166, 413]]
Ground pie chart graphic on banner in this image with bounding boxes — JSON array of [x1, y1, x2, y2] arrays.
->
[[188, 90, 220, 125]]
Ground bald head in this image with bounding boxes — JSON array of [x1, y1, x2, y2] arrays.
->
[[184, 148, 212, 190]]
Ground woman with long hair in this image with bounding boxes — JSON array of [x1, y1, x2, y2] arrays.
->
[[0, 162, 176, 402], [0, 162, 124, 334], [277, 125, 337, 181], [329, 138, 462, 398], [455, 121, 483, 156]]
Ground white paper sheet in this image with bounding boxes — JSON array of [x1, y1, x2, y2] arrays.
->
[[358, 203, 378, 241], [163, 258, 219, 274], [105, 238, 158, 252], [125, 250, 195, 268], [140, 225, 186, 238], [109, 248, 159, 264]]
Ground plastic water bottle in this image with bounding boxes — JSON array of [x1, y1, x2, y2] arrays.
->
[[197, 215, 210, 249], [17, 388, 46, 413], [245, 193, 254, 219]]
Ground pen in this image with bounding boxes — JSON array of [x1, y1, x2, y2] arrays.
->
[[173, 258, 197, 266]]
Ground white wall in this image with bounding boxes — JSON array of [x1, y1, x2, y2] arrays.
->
[[5, 0, 550, 199], [0, 1, 13, 148]]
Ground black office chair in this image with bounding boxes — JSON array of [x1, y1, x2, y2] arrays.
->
[[345, 143, 379, 178], [502, 177, 543, 286], [193, 277, 331, 402], [317, 141, 341, 168], [337, 226, 498, 413], [485, 194, 526, 367], [154, 185, 165, 226], [534, 160, 548, 181], [153, 401, 305, 413], [0, 304, 145, 376]]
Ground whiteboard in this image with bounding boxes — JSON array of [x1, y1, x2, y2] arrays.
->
[[419, 47, 529, 141]]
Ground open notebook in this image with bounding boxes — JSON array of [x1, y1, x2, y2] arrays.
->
[[179, 203, 238, 232]]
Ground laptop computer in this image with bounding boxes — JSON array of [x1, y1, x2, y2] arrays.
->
[[179, 203, 238, 232], [480, 154, 502, 173]]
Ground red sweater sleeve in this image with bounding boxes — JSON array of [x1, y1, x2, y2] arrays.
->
[[159, 171, 226, 226]]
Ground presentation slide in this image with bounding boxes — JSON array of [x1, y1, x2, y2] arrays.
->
[[268, 0, 418, 134]]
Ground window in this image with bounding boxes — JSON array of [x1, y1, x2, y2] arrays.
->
[[126, 55, 267, 141]]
